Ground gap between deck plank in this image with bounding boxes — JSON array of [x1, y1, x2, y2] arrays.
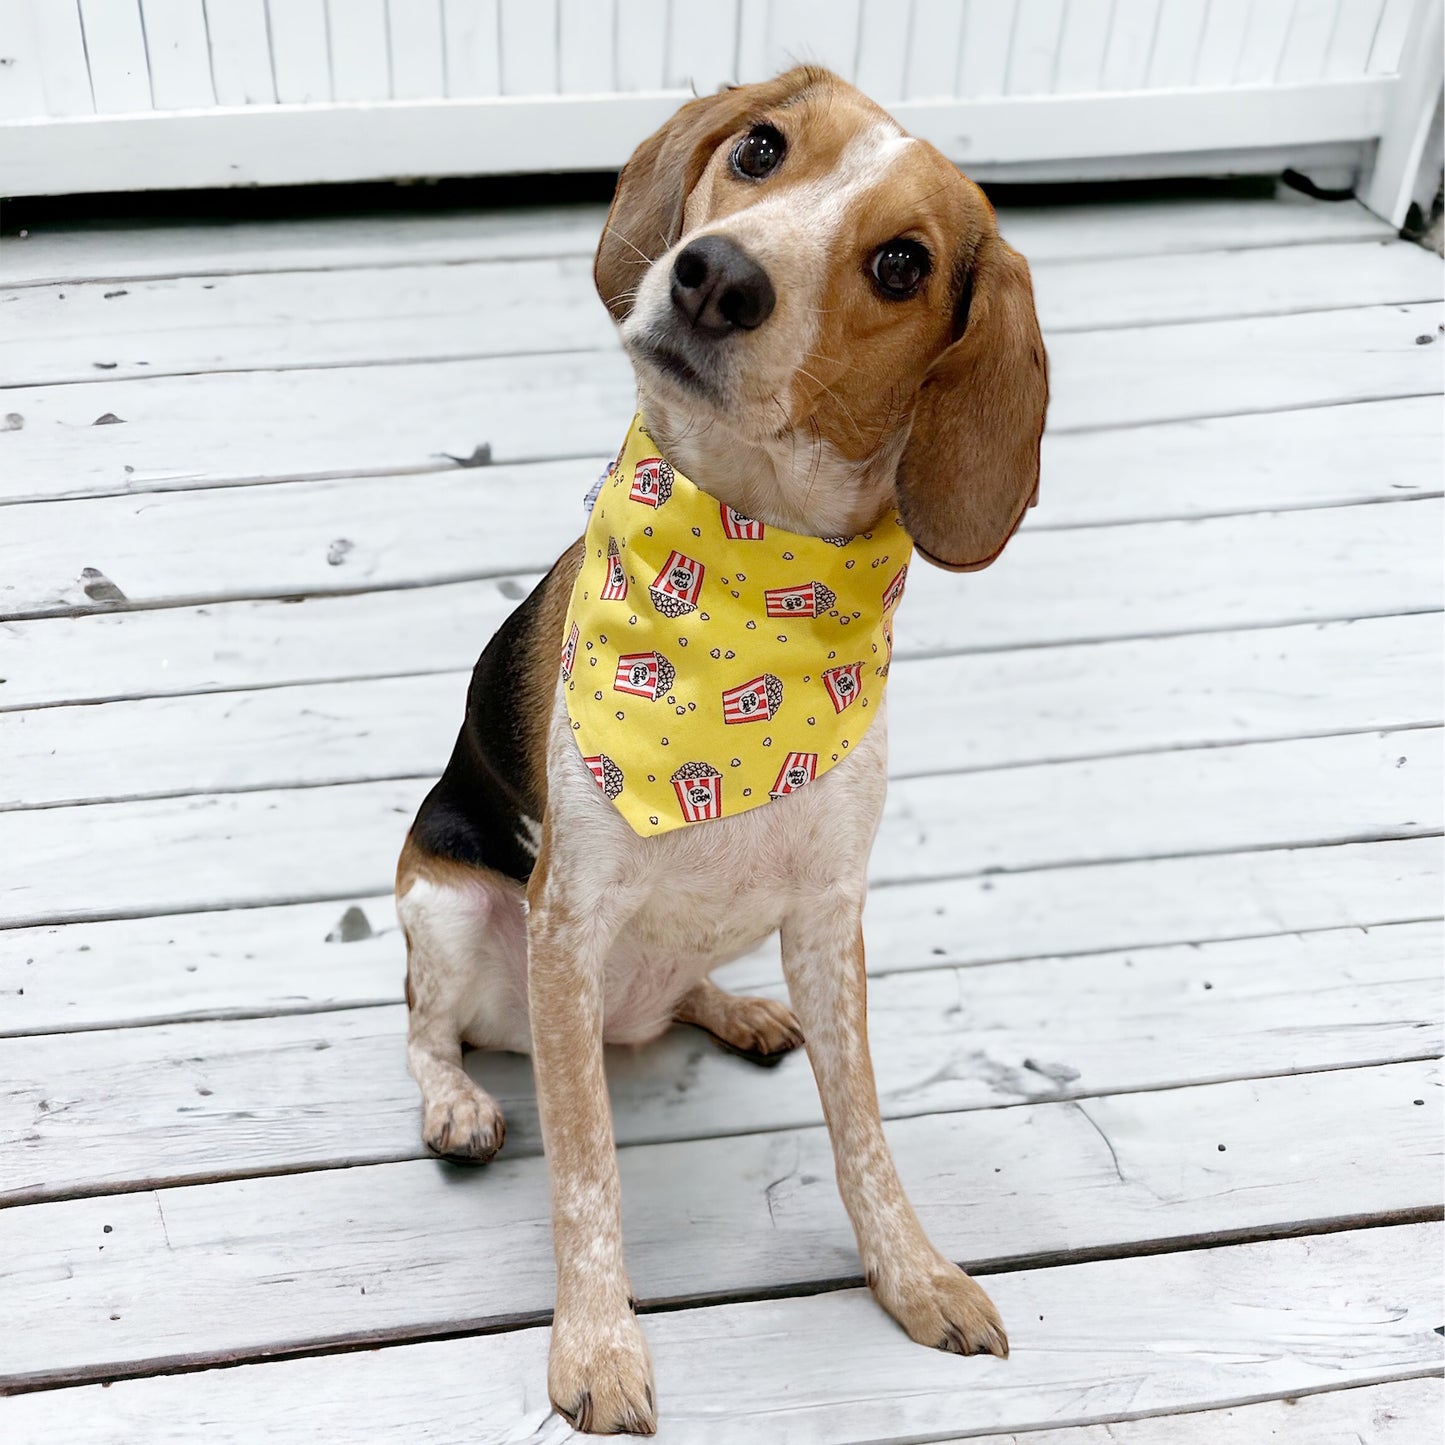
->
[[2, 613, 1437, 812], [0, 1066, 1436, 1391], [3, 837, 1437, 1035], [0, 1227, 1435, 1442], [0, 191, 1393, 290], [2, 302, 1438, 504], [4, 239, 1437, 388], [4, 499, 1439, 711], [2, 921, 1438, 1204], [3, 396, 1440, 621], [0, 727, 1437, 929]]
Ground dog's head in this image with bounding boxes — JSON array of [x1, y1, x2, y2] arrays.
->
[[596, 66, 1048, 570]]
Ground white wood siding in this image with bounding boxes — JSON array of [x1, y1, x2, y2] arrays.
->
[[0, 0, 1438, 217]]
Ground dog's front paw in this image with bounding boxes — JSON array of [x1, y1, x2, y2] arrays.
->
[[549, 1307, 658, 1436], [869, 1253, 1008, 1358], [421, 1087, 506, 1163]]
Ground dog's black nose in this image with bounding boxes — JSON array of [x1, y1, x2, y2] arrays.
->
[[670, 236, 776, 335]]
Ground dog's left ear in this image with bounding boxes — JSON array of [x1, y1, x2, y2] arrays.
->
[[895, 233, 1048, 571], [594, 67, 822, 322]]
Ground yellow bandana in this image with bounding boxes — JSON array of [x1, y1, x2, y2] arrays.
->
[[562, 415, 913, 835]]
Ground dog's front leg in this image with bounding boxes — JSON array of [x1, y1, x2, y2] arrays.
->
[[528, 853, 657, 1436], [781, 893, 1009, 1358]]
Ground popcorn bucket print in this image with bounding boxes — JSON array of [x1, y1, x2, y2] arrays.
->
[[882, 563, 909, 612], [561, 620, 579, 679], [720, 503, 765, 540], [601, 537, 628, 601], [614, 651, 676, 700], [822, 662, 863, 713], [629, 457, 674, 508], [722, 673, 782, 724], [764, 580, 837, 618], [770, 752, 818, 798], [649, 550, 705, 617], [672, 762, 722, 821], [584, 753, 624, 800]]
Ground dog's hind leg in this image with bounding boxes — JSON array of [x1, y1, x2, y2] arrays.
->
[[673, 978, 804, 1066], [397, 861, 529, 1163]]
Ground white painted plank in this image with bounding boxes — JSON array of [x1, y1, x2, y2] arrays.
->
[[0, 193, 1391, 290], [913, 0, 971, 98], [853, 0, 909, 97], [3, 613, 1436, 808], [138, 0, 215, 110], [764, 0, 861, 79], [558, 0, 615, 93], [961, 1378, 1444, 1445], [1277, 0, 1344, 83], [1193, 0, 1255, 85], [957, 0, 1015, 99], [9, 394, 1432, 624], [24, 0, 95, 116], [0, 2, 48, 121], [440, 0, 499, 96], [613, 0, 665, 91], [0, 1067, 1435, 1386], [4, 497, 1437, 709], [663, 0, 736, 92], [1098, 0, 1161, 90], [1145, 2, 1208, 88], [77, 0, 153, 113], [200, 0, 276, 105], [3, 924, 1437, 1201], [1234, 0, 1297, 83], [497, 0, 556, 93], [1325, 0, 1389, 78], [3, 302, 1438, 503], [5, 238, 1438, 388], [1367, 0, 1413, 71], [3, 1227, 1439, 1443], [1051, 0, 1111, 92], [1006, 0, 1064, 96], [386, 0, 445, 100], [266, 0, 331, 104], [327, 0, 389, 101], [732, 0, 771, 82], [0, 729, 1436, 926], [4, 836, 1436, 1033]]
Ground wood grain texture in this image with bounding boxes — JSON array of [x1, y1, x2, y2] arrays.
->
[[0, 1066, 1436, 1387], [4, 396, 1440, 619], [3, 303, 1438, 502], [4, 836, 1437, 1034], [2, 922, 1437, 1202], [954, 1377, 1444, 1444], [5, 238, 1436, 387], [4, 499, 1439, 709], [0, 728, 1437, 927], [1, 1226, 1438, 1442], [3, 612, 1437, 809]]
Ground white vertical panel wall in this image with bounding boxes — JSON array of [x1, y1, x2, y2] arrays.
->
[[0, 0, 1438, 218]]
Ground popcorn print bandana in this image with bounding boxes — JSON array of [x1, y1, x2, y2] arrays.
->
[[562, 414, 912, 836]]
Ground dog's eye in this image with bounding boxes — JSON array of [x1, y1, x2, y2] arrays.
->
[[732, 125, 785, 180], [871, 239, 931, 298]]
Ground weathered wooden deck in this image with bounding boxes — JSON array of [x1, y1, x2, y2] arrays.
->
[[0, 183, 1441, 1443]]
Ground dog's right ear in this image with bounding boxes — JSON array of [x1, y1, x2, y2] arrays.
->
[[594, 67, 825, 322]]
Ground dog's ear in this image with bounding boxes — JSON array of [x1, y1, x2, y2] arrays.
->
[[894, 232, 1048, 571], [594, 67, 822, 322]]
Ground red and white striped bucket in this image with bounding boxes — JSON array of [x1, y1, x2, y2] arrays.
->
[[720, 502, 765, 540], [671, 763, 722, 821], [881, 563, 909, 612], [764, 580, 837, 618], [614, 651, 675, 700], [629, 457, 673, 508], [601, 537, 628, 601], [561, 620, 579, 679], [822, 662, 862, 712], [649, 550, 705, 616], [721, 673, 782, 724], [770, 752, 818, 798]]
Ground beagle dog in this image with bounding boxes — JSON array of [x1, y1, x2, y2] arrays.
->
[[397, 66, 1047, 1435]]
